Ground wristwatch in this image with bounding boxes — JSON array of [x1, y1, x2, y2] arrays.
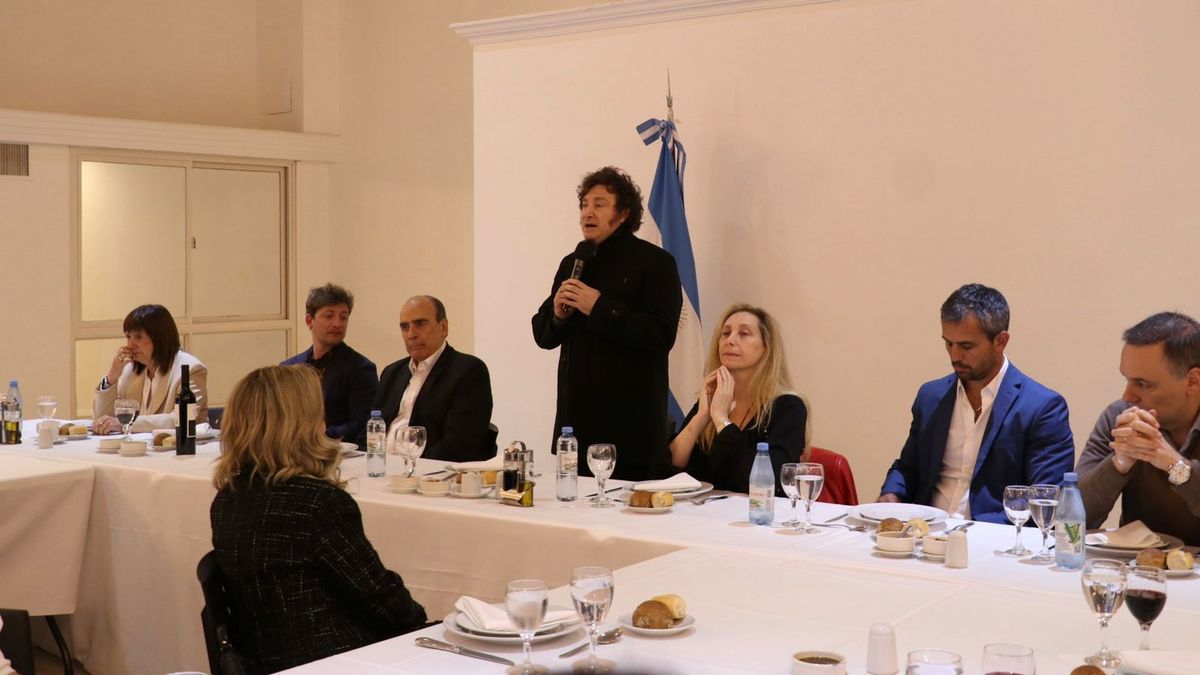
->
[[1168, 459, 1192, 486]]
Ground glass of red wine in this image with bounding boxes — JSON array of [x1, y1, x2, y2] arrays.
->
[[981, 643, 1035, 675], [1126, 565, 1167, 650]]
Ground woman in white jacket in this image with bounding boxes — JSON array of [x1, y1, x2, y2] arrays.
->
[[93, 304, 208, 434]]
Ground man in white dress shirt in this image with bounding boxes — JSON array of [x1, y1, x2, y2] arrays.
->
[[373, 295, 496, 462], [878, 284, 1075, 523]]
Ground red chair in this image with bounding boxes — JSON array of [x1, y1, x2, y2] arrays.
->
[[810, 446, 859, 506]]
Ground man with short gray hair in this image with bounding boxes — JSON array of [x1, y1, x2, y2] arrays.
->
[[879, 283, 1075, 523], [1077, 311, 1200, 545]]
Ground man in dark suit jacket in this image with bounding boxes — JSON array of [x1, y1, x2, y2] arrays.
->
[[282, 283, 378, 448], [879, 284, 1075, 524], [374, 295, 496, 462]]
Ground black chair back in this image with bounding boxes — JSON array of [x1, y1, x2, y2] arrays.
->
[[0, 608, 36, 675], [208, 405, 225, 430], [197, 550, 247, 675]]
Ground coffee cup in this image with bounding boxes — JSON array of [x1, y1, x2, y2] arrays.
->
[[120, 440, 147, 455], [459, 471, 483, 496], [876, 531, 916, 554], [388, 475, 419, 491], [922, 534, 948, 556], [792, 651, 847, 674]]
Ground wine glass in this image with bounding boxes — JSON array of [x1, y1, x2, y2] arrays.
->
[[997, 485, 1031, 557], [570, 566, 615, 674], [981, 643, 1035, 674], [114, 398, 140, 441], [586, 444, 616, 508], [37, 395, 57, 423], [1081, 558, 1127, 668], [905, 649, 962, 674], [389, 425, 426, 477], [1126, 565, 1167, 650], [794, 462, 825, 533], [505, 579, 549, 675], [1026, 484, 1060, 564], [779, 463, 801, 527]]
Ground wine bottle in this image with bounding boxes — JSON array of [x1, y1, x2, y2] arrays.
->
[[175, 365, 196, 455]]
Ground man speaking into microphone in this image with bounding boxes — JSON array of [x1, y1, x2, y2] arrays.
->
[[532, 166, 682, 481]]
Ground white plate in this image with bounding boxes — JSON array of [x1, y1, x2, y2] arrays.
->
[[97, 447, 120, 455], [618, 482, 714, 502], [66, 433, 91, 441], [849, 504, 948, 524], [1165, 564, 1198, 579], [617, 613, 695, 636], [873, 547, 915, 559], [624, 505, 673, 514], [1085, 533, 1184, 558], [441, 612, 580, 645]]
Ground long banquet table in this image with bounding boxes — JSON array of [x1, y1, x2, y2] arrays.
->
[[2, 422, 1199, 674]]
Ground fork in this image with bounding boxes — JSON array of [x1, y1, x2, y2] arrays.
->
[[692, 494, 729, 506], [812, 522, 868, 532]]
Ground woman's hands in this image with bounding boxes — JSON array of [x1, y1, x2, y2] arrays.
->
[[107, 346, 133, 384], [707, 367, 736, 427]]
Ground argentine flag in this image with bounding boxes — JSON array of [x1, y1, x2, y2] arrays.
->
[[637, 117, 703, 431]]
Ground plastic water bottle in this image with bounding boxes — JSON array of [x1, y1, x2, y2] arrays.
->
[[366, 410, 386, 477], [556, 426, 578, 501], [2, 380, 21, 444], [1055, 471, 1086, 569], [748, 442, 775, 525]]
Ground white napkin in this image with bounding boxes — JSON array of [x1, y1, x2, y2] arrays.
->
[[634, 472, 703, 492], [454, 596, 575, 632], [1085, 520, 1165, 549], [1117, 650, 1200, 675], [447, 453, 503, 472]]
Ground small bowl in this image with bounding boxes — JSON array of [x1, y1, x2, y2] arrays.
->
[[792, 651, 847, 674], [120, 441, 147, 455], [388, 476, 419, 490], [922, 535, 948, 556], [875, 531, 916, 554], [418, 478, 450, 495], [99, 438, 122, 450]]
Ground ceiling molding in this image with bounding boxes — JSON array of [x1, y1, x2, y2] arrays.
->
[[0, 108, 339, 162], [451, 0, 838, 46]]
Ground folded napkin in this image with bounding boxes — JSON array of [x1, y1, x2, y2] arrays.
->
[[447, 453, 503, 472], [1085, 520, 1165, 549], [1117, 650, 1200, 675], [634, 472, 703, 492], [454, 596, 575, 632]]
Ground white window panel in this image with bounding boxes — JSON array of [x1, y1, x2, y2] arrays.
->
[[73, 337, 125, 418], [189, 330, 289, 406]]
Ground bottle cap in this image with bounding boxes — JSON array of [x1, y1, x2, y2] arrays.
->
[[371, 410, 381, 416], [1064, 471, 1078, 482], [562, 426, 573, 434], [8, 380, 16, 386], [756, 442, 768, 451]]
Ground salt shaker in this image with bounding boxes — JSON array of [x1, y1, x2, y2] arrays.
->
[[945, 529, 969, 568], [866, 623, 898, 674]]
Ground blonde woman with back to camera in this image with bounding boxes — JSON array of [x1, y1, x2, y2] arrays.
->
[[210, 365, 426, 674], [669, 304, 811, 496]]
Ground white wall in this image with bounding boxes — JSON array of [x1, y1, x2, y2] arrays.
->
[[473, 0, 1200, 497]]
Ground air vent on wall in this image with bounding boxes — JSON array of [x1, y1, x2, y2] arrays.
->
[[0, 143, 29, 176]]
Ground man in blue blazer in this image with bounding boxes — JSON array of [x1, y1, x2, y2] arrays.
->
[[879, 284, 1075, 524]]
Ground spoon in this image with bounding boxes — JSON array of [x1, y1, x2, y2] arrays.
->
[[558, 627, 623, 658], [692, 494, 729, 505], [946, 521, 975, 534]]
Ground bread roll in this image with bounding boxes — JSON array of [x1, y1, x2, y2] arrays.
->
[[906, 517, 930, 537], [70, 424, 88, 435], [631, 600, 673, 629], [878, 518, 905, 533], [650, 594, 686, 620], [651, 491, 675, 508], [1070, 666, 1105, 675], [60, 423, 72, 436], [163, 436, 176, 448], [1167, 549, 1194, 571], [1136, 549, 1167, 569], [630, 491, 654, 508], [153, 432, 171, 447], [480, 470, 498, 486]]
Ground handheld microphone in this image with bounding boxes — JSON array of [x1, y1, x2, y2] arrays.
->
[[562, 240, 597, 315]]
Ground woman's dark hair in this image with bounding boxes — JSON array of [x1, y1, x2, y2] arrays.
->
[[577, 166, 644, 235], [123, 304, 181, 377]]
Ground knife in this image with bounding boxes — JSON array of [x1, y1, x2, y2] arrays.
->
[[415, 637, 515, 666], [820, 512, 849, 524], [580, 485, 626, 499]]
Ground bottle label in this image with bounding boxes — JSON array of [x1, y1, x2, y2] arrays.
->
[[749, 485, 773, 511], [1055, 521, 1084, 554]]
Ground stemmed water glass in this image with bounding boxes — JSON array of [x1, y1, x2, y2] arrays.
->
[[779, 463, 801, 527], [997, 485, 1031, 557], [37, 395, 57, 423], [388, 424, 427, 477], [114, 399, 140, 441], [1126, 565, 1167, 650], [794, 462, 825, 533], [1027, 484, 1060, 564], [981, 643, 1035, 674], [570, 566, 615, 674], [505, 579, 549, 675], [587, 444, 616, 508], [1081, 558, 1127, 668]]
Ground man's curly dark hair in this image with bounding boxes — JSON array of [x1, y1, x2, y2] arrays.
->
[[577, 166, 644, 234]]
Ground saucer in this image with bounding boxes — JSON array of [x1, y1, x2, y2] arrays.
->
[[417, 487, 450, 497], [387, 485, 418, 494], [119, 450, 147, 457], [97, 447, 120, 455], [617, 613, 695, 636], [624, 505, 673, 514], [449, 488, 491, 499], [920, 551, 946, 561], [874, 547, 915, 559]]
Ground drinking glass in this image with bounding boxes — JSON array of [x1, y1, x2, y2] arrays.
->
[[905, 649, 962, 674], [505, 579, 549, 675], [570, 566, 615, 674], [779, 463, 801, 527], [1126, 565, 1167, 650], [1081, 558, 1127, 668], [1026, 484, 1060, 564], [997, 485, 1031, 556], [389, 425, 427, 477], [37, 395, 57, 422], [114, 399, 140, 441], [586, 444, 617, 508], [794, 462, 825, 533], [982, 643, 1035, 674]]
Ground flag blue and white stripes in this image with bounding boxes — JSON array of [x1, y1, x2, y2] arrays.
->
[[638, 117, 703, 430]]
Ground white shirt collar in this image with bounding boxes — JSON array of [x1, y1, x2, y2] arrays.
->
[[409, 340, 448, 376]]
